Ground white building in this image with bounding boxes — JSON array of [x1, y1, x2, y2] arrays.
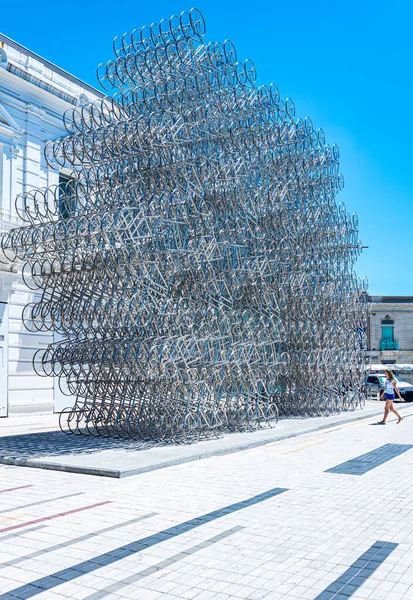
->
[[0, 33, 103, 417], [367, 296, 413, 365]]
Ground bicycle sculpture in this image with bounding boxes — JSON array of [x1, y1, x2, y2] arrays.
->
[[0, 8, 369, 442]]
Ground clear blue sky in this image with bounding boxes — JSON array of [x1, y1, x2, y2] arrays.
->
[[2, 0, 412, 295]]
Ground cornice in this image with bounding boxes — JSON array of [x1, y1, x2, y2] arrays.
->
[[371, 304, 413, 311], [0, 86, 72, 132], [6, 63, 78, 105], [0, 64, 101, 118], [0, 31, 104, 100], [26, 103, 47, 119]]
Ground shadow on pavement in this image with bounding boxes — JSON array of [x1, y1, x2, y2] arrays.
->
[[0, 430, 164, 459]]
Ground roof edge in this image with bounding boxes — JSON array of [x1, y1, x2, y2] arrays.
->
[[369, 296, 413, 303], [0, 32, 105, 99]]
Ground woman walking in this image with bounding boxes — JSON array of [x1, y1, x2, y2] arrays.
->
[[378, 370, 404, 424]]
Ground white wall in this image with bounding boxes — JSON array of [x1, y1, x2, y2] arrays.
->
[[368, 300, 413, 365], [0, 37, 102, 416], [370, 305, 413, 352]]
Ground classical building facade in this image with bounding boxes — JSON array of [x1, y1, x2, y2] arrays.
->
[[0, 33, 103, 417], [367, 296, 413, 365]]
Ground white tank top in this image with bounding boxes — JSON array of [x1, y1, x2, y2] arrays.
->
[[385, 379, 396, 394]]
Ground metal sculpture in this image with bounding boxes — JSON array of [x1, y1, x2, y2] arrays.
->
[[0, 8, 369, 441]]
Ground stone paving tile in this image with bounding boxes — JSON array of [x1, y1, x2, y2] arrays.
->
[[1, 410, 413, 599]]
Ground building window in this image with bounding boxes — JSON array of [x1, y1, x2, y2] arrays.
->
[[58, 173, 76, 219], [380, 318, 398, 350]]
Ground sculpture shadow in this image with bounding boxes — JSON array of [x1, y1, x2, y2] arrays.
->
[[0, 430, 166, 459]]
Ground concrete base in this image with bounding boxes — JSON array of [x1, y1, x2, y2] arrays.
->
[[0, 402, 412, 478]]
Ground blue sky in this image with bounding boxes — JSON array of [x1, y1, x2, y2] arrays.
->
[[2, 0, 412, 295]]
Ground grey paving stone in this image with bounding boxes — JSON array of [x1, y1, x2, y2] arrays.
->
[[1, 405, 413, 600]]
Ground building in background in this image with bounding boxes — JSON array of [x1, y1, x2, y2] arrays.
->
[[0, 33, 103, 417], [367, 296, 413, 366]]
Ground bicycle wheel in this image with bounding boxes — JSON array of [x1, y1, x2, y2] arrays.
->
[[265, 402, 279, 427], [58, 407, 73, 434], [182, 413, 201, 444]]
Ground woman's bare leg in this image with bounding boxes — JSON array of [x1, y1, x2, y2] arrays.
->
[[380, 402, 391, 423], [389, 402, 403, 422]]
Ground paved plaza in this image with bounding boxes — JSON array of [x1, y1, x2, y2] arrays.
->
[[1, 407, 413, 600], [0, 403, 401, 478]]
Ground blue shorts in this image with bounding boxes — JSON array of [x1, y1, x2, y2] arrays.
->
[[385, 393, 395, 400]]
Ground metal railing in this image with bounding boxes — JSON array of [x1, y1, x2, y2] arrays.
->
[[380, 341, 399, 350]]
